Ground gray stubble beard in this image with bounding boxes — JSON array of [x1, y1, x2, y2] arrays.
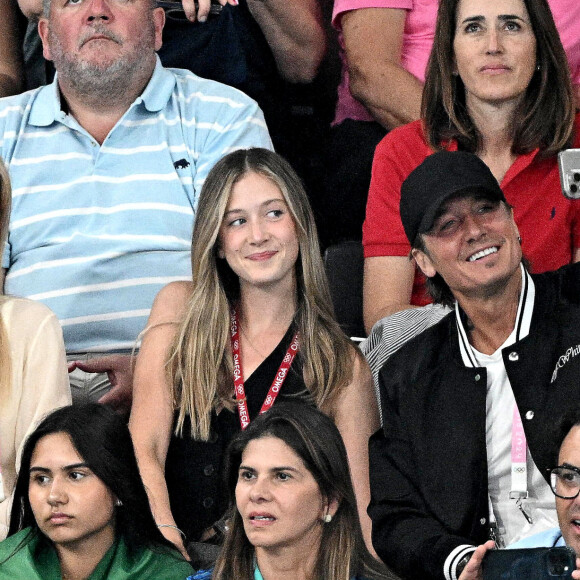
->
[[48, 24, 156, 110]]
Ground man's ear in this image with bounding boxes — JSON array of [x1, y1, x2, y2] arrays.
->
[[152, 7, 165, 52], [38, 19, 53, 62], [411, 248, 437, 278]]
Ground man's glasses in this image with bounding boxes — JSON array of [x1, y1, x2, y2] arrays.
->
[[156, 0, 223, 21], [550, 465, 580, 499]]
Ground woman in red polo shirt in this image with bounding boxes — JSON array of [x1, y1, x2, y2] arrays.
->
[[363, 0, 580, 333]]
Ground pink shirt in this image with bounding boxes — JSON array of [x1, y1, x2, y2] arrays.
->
[[332, 0, 438, 125], [550, 0, 580, 86], [333, 0, 580, 126]]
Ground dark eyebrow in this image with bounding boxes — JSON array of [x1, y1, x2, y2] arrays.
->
[[461, 15, 484, 24], [460, 14, 527, 24], [239, 465, 256, 472], [30, 462, 90, 474], [497, 14, 526, 22], [271, 466, 300, 475], [561, 462, 580, 472], [238, 465, 301, 474]]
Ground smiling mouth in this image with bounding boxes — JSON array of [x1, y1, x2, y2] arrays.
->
[[247, 251, 277, 261], [250, 515, 275, 521], [467, 246, 499, 262]]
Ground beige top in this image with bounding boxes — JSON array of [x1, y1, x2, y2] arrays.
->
[[0, 297, 71, 538]]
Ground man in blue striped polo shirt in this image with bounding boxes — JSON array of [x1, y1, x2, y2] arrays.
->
[[0, 0, 272, 412]]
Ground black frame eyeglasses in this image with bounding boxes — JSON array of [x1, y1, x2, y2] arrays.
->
[[550, 464, 580, 499]]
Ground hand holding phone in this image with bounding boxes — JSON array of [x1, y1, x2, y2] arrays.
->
[[482, 546, 575, 580], [558, 149, 580, 199]]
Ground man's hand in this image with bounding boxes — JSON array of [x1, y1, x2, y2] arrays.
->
[[458, 541, 495, 580], [68, 354, 134, 415], [181, 0, 235, 23], [572, 556, 580, 579]]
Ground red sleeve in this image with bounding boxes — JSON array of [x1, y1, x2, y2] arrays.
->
[[363, 120, 434, 258]]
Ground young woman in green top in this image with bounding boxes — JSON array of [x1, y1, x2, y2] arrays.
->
[[0, 404, 193, 580]]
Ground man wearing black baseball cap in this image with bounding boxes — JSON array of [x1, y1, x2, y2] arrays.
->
[[368, 151, 580, 580]]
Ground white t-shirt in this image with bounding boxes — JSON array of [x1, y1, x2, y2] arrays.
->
[[456, 266, 557, 546]]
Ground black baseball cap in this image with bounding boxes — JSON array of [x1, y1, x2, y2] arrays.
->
[[400, 151, 507, 245]]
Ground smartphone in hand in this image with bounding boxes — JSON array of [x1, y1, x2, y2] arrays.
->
[[482, 546, 575, 580], [559, 149, 580, 199]]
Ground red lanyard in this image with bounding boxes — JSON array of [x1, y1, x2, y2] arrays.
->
[[230, 308, 299, 430]]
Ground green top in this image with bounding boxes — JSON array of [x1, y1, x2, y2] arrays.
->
[[0, 528, 193, 580]]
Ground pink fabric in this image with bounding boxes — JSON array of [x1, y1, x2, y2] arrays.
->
[[332, 0, 438, 125], [333, 0, 580, 126], [549, 0, 580, 85]]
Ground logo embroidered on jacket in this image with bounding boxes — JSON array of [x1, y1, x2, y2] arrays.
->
[[173, 158, 190, 170], [551, 344, 580, 383]]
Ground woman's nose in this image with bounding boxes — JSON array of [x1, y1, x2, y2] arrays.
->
[[249, 219, 268, 243], [485, 28, 503, 55], [47, 479, 67, 506], [249, 477, 272, 502]]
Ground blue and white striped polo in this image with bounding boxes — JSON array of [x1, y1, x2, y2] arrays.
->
[[0, 57, 272, 353]]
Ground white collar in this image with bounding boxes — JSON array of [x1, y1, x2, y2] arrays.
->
[[456, 264, 535, 367]]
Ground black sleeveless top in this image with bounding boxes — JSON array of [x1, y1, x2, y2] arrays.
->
[[165, 325, 309, 541]]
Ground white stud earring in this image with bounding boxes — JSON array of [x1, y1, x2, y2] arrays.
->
[[323, 514, 332, 523], [115, 499, 123, 507]]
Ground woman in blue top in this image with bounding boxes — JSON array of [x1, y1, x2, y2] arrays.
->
[[0, 404, 192, 580], [189, 403, 393, 580]]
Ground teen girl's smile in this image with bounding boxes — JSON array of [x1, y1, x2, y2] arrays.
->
[[218, 171, 300, 291]]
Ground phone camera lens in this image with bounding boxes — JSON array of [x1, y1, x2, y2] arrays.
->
[[571, 184, 578, 193], [574, 173, 580, 182]]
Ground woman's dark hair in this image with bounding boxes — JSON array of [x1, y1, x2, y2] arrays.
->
[[8, 404, 177, 556], [211, 403, 393, 580], [422, 0, 575, 156]]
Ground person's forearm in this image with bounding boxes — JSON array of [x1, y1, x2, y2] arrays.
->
[[135, 451, 189, 557], [341, 7, 424, 130], [247, 0, 326, 83], [16, 0, 41, 19], [349, 61, 423, 129], [0, 75, 23, 98], [138, 455, 176, 525], [0, 0, 25, 98]]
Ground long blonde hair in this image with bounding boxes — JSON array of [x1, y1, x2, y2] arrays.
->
[[170, 149, 357, 440], [0, 160, 13, 406]]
